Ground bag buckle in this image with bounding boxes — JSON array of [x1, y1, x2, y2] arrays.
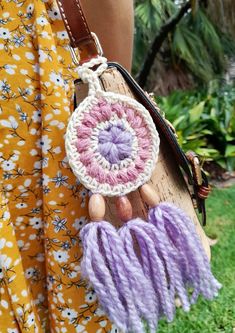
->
[[70, 32, 103, 66]]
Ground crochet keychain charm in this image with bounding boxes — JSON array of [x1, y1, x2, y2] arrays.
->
[[65, 57, 221, 333], [66, 57, 160, 197]]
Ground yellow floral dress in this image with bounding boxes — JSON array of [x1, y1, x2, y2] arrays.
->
[[0, 1, 115, 332]]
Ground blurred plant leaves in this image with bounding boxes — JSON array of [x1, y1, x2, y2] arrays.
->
[[189, 101, 205, 122], [157, 84, 235, 171], [134, 1, 235, 84]]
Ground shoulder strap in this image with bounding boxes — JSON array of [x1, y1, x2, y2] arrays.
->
[[56, 0, 100, 62]]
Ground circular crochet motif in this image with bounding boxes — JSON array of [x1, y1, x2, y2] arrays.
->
[[66, 92, 160, 197]]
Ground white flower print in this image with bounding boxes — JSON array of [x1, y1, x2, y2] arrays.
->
[[12, 54, 21, 60], [13, 34, 25, 47], [53, 146, 61, 154], [0, 79, 11, 95], [15, 203, 27, 209], [57, 31, 68, 40], [81, 317, 91, 326], [61, 308, 78, 323], [17, 239, 24, 248], [52, 216, 67, 232], [32, 63, 40, 73], [25, 52, 35, 60], [57, 292, 65, 304], [0, 115, 18, 129], [36, 135, 52, 154], [68, 265, 80, 279], [72, 216, 87, 230], [40, 30, 50, 39], [34, 160, 41, 169], [30, 149, 37, 157], [26, 3, 34, 14], [7, 328, 19, 333], [4, 64, 17, 75], [35, 253, 45, 262], [26, 312, 35, 327], [32, 110, 42, 123], [47, 275, 55, 291], [53, 250, 70, 263], [38, 49, 47, 63], [25, 267, 35, 279], [1, 160, 15, 171], [110, 324, 120, 333], [95, 308, 106, 317], [0, 238, 12, 250], [42, 157, 49, 167], [99, 320, 108, 328], [79, 189, 89, 199], [0, 238, 6, 250], [42, 174, 50, 186], [85, 290, 97, 304], [29, 217, 43, 229], [12, 294, 19, 302], [11, 151, 20, 161], [0, 27, 11, 39], [20, 69, 28, 75], [19, 240, 30, 251], [2, 210, 10, 220], [52, 171, 68, 187], [48, 8, 61, 20], [75, 325, 86, 333], [34, 293, 45, 305], [49, 72, 64, 87], [0, 254, 12, 270], [79, 188, 89, 207], [61, 241, 71, 251], [36, 16, 48, 26]]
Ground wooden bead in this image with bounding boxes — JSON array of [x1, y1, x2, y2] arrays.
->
[[89, 194, 105, 221], [116, 196, 132, 222], [139, 183, 158, 208]]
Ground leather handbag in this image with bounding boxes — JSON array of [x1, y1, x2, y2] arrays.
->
[[56, 1, 221, 332]]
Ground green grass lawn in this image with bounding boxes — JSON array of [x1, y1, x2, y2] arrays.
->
[[157, 186, 235, 333]]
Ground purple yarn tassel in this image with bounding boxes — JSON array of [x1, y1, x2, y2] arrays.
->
[[80, 204, 221, 332], [148, 203, 222, 305], [80, 221, 158, 333], [119, 218, 175, 322]]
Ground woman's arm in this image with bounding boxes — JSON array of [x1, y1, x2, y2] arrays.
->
[[81, 0, 134, 71]]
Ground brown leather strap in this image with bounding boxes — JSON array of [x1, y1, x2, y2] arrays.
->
[[56, 0, 99, 62]]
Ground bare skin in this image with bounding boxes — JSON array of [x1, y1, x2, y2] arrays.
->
[[81, 0, 134, 71]]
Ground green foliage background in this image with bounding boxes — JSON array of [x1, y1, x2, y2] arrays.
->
[[134, 1, 235, 171], [157, 83, 235, 171], [134, 0, 235, 82]]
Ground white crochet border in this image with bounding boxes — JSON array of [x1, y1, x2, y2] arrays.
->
[[66, 91, 160, 197]]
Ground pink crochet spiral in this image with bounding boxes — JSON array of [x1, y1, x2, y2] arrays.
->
[[66, 94, 159, 196]]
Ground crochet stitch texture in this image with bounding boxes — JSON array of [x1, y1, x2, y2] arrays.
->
[[66, 57, 160, 196]]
